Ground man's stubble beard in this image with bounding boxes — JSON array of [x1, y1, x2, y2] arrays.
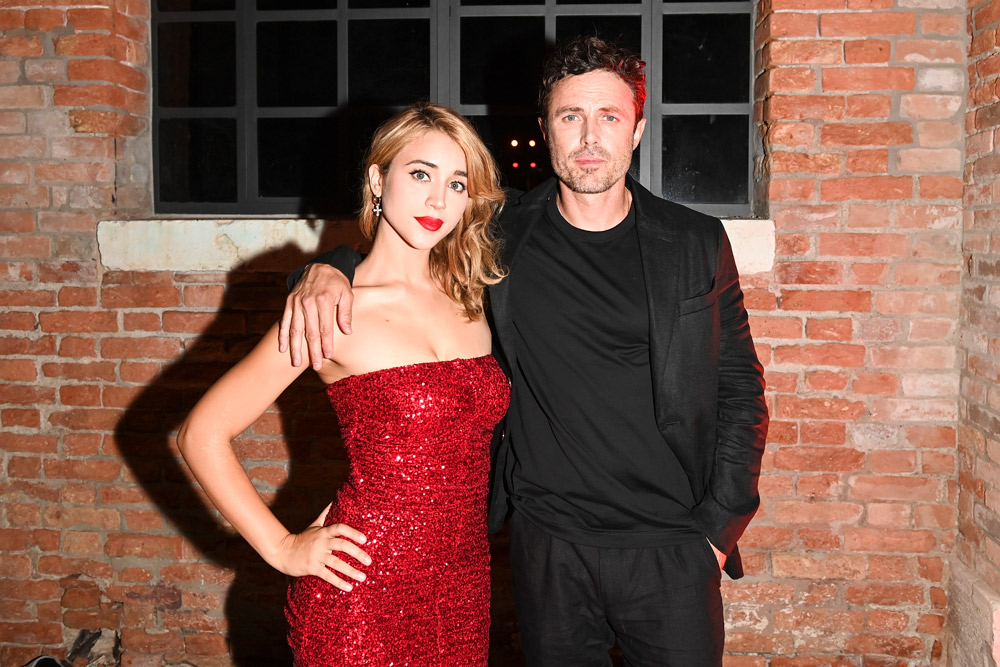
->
[[552, 147, 632, 195]]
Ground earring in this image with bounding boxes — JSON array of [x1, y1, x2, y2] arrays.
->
[[372, 196, 382, 217]]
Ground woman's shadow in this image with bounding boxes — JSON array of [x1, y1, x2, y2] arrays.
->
[[114, 219, 365, 666]]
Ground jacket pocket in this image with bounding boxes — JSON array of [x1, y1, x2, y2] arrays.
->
[[678, 285, 717, 315]]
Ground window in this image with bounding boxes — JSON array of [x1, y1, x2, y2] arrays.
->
[[153, 0, 754, 217]]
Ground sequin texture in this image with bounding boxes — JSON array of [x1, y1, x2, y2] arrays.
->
[[286, 355, 509, 666]]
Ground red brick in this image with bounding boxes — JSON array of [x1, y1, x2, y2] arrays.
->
[[24, 8, 65, 31], [769, 40, 842, 64], [0, 432, 57, 454], [39, 311, 118, 333], [0, 311, 37, 331], [818, 233, 909, 257], [35, 161, 114, 184], [854, 372, 898, 395], [769, 95, 845, 121], [768, 68, 816, 92], [7, 456, 41, 479], [120, 627, 185, 654], [774, 446, 866, 472], [921, 14, 964, 35], [58, 337, 97, 358], [48, 408, 122, 432], [805, 318, 852, 341], [846, 149, 888, 174], [768, 122, 815, 147], [775, 261, 843, 284], [846, 583, 923, 605], [769, 178, 816, 201], [920, 175, 962, 199], [102, 284, 181, 309], [100, 336, 181, 359], [0, 36, 43, 58], [822, 67, 915, 91], [820, 12, 916, 36], [53, 33, 115, 58], [105, 534, 182, 559], [845, 39, 890, 64], [850, 475, 942, 501], [773, 343, 866, 367], [0, 211, 34, 233], [846, 93, 892, 118], [821, 176, 912, 201], [0, 620, 61, 644], [821, 123, 913, 146], [772, 553, 866, 579], [2, 407, 40, 428], [802, 422, 845, 446], [844, 527, 936, 553], [775, 396, 867, 419], [901, 94, 962, 120], [780, 290, 872, 312], [44, 458, 120, 481], [0, 9, 25, 30]]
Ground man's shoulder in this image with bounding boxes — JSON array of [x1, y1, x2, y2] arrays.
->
[[631, 180, 724, 238]]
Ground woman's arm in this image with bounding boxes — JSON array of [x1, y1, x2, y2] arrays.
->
[[177, 323, 370, 591]]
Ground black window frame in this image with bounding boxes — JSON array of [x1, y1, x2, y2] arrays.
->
[[152, 0, 755, 218]]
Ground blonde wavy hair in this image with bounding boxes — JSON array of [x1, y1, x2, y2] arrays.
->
[[358, 102, 506, 320]]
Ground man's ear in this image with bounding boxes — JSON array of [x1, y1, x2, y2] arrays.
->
[[368, 164, 383, 197], [632, 117, 647, 150], [538, 116, 547, 143]]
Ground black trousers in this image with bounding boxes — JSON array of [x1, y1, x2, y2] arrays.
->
[[509, 511, 724, 667]]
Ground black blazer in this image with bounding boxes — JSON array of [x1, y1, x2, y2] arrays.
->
[[485, 177, 768, 579], [292, 176, 769, 580]]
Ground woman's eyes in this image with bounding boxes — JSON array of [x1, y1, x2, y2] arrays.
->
[[410, 170, 467, 193]]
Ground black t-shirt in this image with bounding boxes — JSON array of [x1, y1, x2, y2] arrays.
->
[[508, 194, 700, 548]]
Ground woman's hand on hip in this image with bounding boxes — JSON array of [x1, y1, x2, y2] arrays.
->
[[271, 504, 371, 591]]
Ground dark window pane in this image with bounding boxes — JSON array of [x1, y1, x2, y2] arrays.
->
[[158, 22, 235, 107], [348, 20, 429, 105], [257, 21, 337, 107], [259, 111, 394, 216], [158, 0, 234, 10], [469, 115, 551, 192], [349, 0, 429, 6], [661, 115, 748, 205], [559, 0, 638, 3], [258, 0, 334, 8], [461, 17, 545, 105], [663, 14, 750, 104], [462, 0, 543, 4], [159, 118, 237, 203], [556, 16, 641, 58]]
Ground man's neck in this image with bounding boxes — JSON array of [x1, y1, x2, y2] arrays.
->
[[555, 179, 633, 232]]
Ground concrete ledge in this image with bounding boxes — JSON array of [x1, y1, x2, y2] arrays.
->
[[97, 218, 776, 275]]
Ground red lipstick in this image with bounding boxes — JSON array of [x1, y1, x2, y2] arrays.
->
[[415, 216, 443, 232]]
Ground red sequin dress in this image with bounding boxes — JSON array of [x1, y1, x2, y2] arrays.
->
[[285, 355, 509, 666]]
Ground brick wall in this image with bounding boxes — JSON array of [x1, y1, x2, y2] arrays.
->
[[949, 0, 1000, 663], [0, 1, 991, 666], [745, 2, 967, 663]]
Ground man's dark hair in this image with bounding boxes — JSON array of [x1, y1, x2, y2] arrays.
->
[[538, 36, 647, 124]]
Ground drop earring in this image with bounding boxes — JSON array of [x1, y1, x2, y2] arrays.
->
[[373, 196, 382, 217]]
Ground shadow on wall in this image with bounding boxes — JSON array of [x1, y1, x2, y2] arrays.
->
[[111, 232, 526, 666], [113, 235, 351, 665]]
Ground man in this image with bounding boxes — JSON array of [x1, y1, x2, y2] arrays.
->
[[282, 36, 768, 666]]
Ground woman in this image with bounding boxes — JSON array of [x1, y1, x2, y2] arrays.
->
[[177, 102, 509, 665]]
